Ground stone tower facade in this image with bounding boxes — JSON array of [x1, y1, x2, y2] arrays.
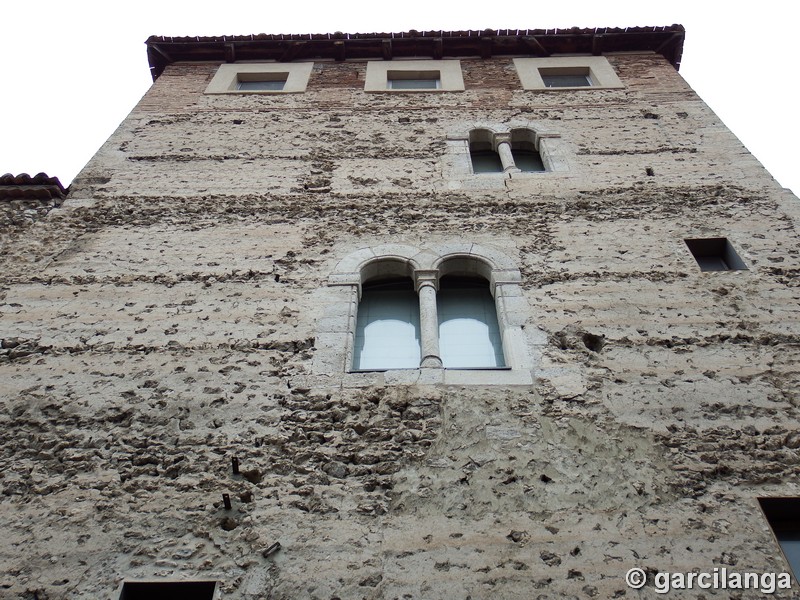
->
[[2, 26, 800, 599]]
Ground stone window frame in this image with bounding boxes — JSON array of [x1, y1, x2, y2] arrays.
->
[[204, 62, 314, 95], [513, 56, 624, 91], [314, 242, 537, 386], [446, 123, 570, 178], [364, 60, 465, 93]]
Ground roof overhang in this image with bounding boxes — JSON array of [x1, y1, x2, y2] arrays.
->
[[145, 25, 685, 81]]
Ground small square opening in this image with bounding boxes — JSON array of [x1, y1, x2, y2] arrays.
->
[[387, 70, 441, 90], [120, 581, 218, 600], [539, 67, 592, 88], [236, 72, 288, 91], [759, 498, 800, 578], [684, 238, 747, 272]]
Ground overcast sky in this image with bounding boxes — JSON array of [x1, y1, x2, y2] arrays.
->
[[2, 1, 798, 193]]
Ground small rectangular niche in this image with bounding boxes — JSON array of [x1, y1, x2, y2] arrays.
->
[[539, 67, 592, 88], [119, 580, 218, 600], [759, 498, 800, 578], [387, 70, 440, 90], [684, 237, 747, 271]]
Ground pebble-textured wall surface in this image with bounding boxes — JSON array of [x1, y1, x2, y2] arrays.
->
[[1, 53, 799, 599]]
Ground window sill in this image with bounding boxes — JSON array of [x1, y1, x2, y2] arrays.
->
[[342, 367, 532, 387]]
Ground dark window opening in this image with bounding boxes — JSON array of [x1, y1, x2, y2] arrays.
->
[[120, 581, 217, 600], [685, 238, 747, 272], [509, 129, 546, 172], [387, 70, 441, 90], [470, 142, 503, 173], [237, 73, 287, 91], [510, 139, 545, 172], [539, 67, 592, 88], [759, 498, 800, 579]]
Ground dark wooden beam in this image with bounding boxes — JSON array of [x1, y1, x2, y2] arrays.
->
[[280, 41, 306, 62], [225, 43, 236, 63], [655, 32, 683, 55], [480, 37, 493, 59], [149, 44, 173, 64], [433, 38, 443, 60], [382, 39, 392, 60], [591, 34, 604, 56], [520, 36, 549, 56], [334, 40, 345, 61]]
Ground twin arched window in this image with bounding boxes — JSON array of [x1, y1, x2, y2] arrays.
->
[[352, 259, 505, 371], [469, 128, 546, 174], [316, 243, 531, 384]]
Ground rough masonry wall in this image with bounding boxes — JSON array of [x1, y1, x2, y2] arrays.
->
[[1, 53, 799, 599]]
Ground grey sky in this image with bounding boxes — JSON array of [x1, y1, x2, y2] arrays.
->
[[2, 1, 797, 193]]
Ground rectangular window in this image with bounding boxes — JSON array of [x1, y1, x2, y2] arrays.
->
[[364, 60, 464, 93], [387, 70, 441, 90], [514, 56, 624, 91], [205, 63, 313, 95], [684, 238, 747, 271], [236, 74, 287, 91], [759, 498, 800, 579], [539, 67, 592, 88]]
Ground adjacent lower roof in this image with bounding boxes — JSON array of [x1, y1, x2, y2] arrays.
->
[[0, 173, 68, 201], [145, 25, 685, 81]]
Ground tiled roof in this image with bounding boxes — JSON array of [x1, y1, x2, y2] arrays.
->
[[146, 25, 685, 81], [0, 173, 68, 201]]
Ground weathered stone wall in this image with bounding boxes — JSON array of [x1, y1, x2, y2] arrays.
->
[[1, 53, 799, 599]]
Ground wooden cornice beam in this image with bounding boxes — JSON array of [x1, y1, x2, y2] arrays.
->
[[149, 44, 173, 64], [655, 33, 684, 68], [334, 40, 345, 61], [280, 41, 306, 62], [520, 36, 549, 56], [382, 39, 392, 60], [480, 37, 493, 59], [591, 33, 604, 56], [225, 43, 236, 63], [433, 38, 443, 60], [655, 32, 683, 54]]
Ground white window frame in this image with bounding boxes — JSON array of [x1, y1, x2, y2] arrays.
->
[[204, 62, 314, 95], [513, 56, 624, 91], [364, 60, 464, 93]]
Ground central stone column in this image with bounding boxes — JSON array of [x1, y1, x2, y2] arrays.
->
[[415, 270, 443, 368], [494, 134, 520, 173]]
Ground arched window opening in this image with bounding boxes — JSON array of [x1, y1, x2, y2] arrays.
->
[[437, 275, 505, 368], [510, 129, 545, 172], [469, 129, 502, 173], [353, 277, 420, 370]]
